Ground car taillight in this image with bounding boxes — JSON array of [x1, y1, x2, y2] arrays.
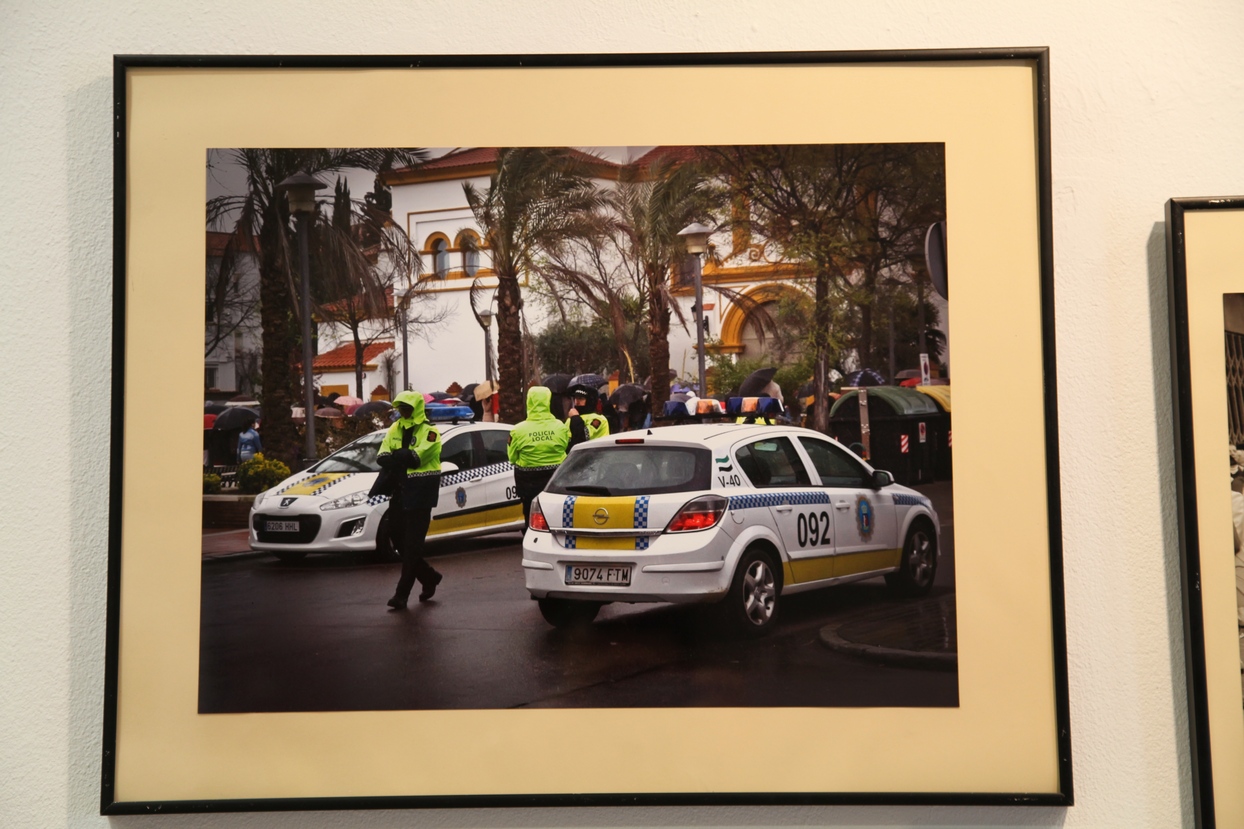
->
[[665, 495, 728, 533], [529, 498, 550, 532]]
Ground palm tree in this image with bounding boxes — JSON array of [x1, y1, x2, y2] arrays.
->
[[612, 154, 718, 418], [463, 147, 608, 423], [312, 177, 429, 398], [207, 148, 425, 466]]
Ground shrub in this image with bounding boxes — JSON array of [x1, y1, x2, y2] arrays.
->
[[203, 473, 222, 494], [236, 453, 292, 494]]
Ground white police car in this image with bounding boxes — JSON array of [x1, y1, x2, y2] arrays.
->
[[249, 409, 522, 562], [522, 424, 940, 632]]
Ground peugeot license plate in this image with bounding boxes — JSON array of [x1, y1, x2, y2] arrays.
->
[[565, 564, 632, 586], [267, 520, 300, 532]]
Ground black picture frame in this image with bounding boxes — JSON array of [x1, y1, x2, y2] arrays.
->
[[1166, 196, 1244, 829], [105, 49, 1070, 813]]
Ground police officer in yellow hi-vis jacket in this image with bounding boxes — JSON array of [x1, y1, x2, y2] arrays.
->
[[378, 390, 443, 609], [508, 386, 570, 526]]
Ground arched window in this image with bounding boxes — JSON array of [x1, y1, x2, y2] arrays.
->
[[740, 299, 807, 362], [432, 238, 449, 279], [464, 245, 479, 278]]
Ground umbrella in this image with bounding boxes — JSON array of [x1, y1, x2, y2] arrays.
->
[[334, 395, 365, 409], [429, 391, 451, 400], [212, 406, 259, 431], [203, 413, 217, 430], [899, 377, 922, 387], [472, 380, 497, 401], [738, 367, 778, 397], [844, 368, 887, 387], [350, 400, 393, 419], [461, 382, 479, 401], [610, 383, 647, 410], [204, 403, 228, 415], [569, 373, 607, 392], [541, 373, 573, 394], [315, 406, 344, 419]]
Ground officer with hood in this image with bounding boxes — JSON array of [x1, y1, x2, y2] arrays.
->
[[507, 386, 570, 526], [567, 383, 610, 448], [377, 390, 444, 609]]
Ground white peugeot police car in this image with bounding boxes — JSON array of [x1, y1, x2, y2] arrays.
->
[[522, 424, 940, 633], [249, 408, 523, 562]]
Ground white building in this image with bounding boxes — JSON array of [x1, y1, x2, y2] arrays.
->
[[204, 230, 263, 401], [309, 145, 948, 398]]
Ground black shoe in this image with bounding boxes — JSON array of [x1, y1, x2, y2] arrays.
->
[[418, 571, 443, 602], [387, 594, 408, 611]]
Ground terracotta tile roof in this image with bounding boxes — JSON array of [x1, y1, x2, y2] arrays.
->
[[387, 147, 620, 182], [311, 340, 395, 371], [206, 230, 259, 256], [631, 145, 704, 171], [416, 147, 500, 172]]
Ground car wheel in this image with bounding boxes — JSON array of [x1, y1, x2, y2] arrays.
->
[[272, 551, 307, 564], [537, 598, 601, 629], [722, 546, 781, 636], [374, 510, 401, 563], [886, 519, 938, 597]]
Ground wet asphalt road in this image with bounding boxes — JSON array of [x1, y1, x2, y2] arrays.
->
[[199, 483, 956, 713]]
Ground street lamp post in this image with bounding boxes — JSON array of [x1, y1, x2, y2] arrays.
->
[[394, 285, 411, 391], [277, 171, 327, 468], [678, 222, 713, 398], [479, 308, 495, 383]]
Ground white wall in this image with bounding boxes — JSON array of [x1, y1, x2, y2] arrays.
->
[[4, 1, 1243, 827]]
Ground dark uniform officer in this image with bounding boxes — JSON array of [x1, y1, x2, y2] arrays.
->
[[378, 390, 444, 609], [567, 384, 610, 449]]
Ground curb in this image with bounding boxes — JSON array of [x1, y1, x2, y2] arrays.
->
[[818, 623, 958, 671], [203, 550, 268, 564]]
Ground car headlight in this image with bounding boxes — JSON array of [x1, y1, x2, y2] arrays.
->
[[253, 490, 268, 508], [319, 490, 370, 511]]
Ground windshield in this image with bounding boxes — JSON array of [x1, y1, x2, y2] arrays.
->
[[311, 433, 385, 473], [547, 445, 712, 496]]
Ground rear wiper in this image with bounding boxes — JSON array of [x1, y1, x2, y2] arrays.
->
[[564, 485, 612, 496]]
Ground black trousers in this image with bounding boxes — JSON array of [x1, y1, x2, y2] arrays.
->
[[390, 481, 440, 600], [513, 465, 558, 525]]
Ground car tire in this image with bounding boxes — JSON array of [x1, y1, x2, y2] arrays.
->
[[272, 551, 307, 564], [374, 510, 401, 563], [538, 598, 601, 629], [722, 546, 781, 636], [886, 518, 938, 597]]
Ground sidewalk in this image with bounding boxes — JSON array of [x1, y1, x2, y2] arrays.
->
[[818, 593, 957, 671], [202, 528, 257, 560]]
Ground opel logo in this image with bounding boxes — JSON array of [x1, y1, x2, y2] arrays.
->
[[593, 508, 609, 526]]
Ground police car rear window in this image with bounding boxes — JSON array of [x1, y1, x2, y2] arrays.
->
[[548, 446, 712, 496]]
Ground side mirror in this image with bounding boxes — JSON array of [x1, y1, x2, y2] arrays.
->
[[871, 469, 894, 489], [441, 462, 459, 474]]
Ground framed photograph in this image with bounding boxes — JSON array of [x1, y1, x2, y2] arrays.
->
[[1167, 197, 1244, 828], [105, 50, 1070, 812]]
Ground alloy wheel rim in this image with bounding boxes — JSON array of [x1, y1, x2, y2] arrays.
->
[[909, 531, 933, 585], [742, 559, 776, 624]]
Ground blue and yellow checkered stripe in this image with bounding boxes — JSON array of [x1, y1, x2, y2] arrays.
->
[[892, 492, 932, 509], [276, 472, 357, 497], [558, 495, 652, 551], [440, 461, 514, 487], [727, 491, 830, 510]]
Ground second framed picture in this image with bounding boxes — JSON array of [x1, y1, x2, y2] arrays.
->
[[1168, 197, 1244, 828], [105, 49, 1069, 811]]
